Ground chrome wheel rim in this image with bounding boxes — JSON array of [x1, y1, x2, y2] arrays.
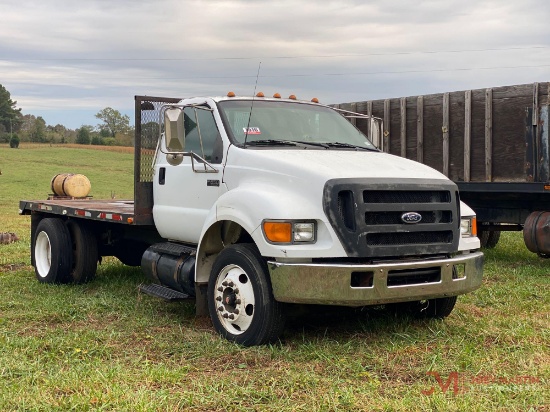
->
[[213, 264, 255, 335]]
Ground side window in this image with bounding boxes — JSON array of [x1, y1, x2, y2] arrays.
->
[[183, 107, 223, 163]]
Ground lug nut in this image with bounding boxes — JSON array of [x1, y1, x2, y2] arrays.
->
[[228, 281, 234, 287], [216, 296, 222, 302], [235, 299, 241, 304], [217, 286, 223, 292], [234, 288, 239, 294], [234, 309, 240, 314], [218, 306, 224, 312], [223, 313, 229, 318], [228, 314, 235, 320], [222, 281, 228, 286]]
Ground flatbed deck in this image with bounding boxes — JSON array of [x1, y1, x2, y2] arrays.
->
[[19, 199, 139, 225]]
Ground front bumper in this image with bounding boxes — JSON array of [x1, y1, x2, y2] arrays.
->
[[268, 252, 483, 306]]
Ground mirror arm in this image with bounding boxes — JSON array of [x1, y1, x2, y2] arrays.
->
[[157, 143, 218, 173], [193, 107, 207, 160]]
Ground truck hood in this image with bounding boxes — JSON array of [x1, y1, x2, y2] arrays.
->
[[224, 147, 450, 185]]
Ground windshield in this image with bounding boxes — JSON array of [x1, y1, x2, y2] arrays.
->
[[217, 100, 377, 149]]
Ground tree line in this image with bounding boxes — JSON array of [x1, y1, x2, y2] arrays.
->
[[0, 84, 134, 147]]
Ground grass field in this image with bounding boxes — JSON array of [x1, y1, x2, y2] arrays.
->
[[0, 144, 548, 411]]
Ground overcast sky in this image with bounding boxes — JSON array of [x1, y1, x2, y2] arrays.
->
[[1, 0, 549, 129]]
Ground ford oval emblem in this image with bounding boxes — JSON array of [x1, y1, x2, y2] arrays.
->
[[401, 212, 422, 224]]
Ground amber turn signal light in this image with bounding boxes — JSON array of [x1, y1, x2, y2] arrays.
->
[[263, 221, 292, 243]]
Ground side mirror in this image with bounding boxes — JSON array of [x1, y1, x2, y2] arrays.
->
[[370, 117, 383, 150], [164, 107, 185, 151]]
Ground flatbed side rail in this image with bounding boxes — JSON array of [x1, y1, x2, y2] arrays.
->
[[19, 199, 136, 225]]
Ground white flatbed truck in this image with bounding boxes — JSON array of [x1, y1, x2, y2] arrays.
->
[[19, 93, 483, 346]]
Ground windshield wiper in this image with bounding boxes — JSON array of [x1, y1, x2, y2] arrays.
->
[[290, 140, 330, 148], [325, 142, 378, 151], [245, 139, 297, 146]]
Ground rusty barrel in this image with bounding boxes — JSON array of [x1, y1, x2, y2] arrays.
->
[[523, 211, 550, 255], [51, 173, 91, 198]]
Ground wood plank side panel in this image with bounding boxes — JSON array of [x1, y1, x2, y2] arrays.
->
[[339, 82, 550, 183], [422, 94, 444, 173], [405, 97, 417, 160], [383, 99, 390, 153], [485, 88, 493, 181], [470, 89, 486, 181], [491, 89, 532, 181], [389, 99, 402, 156], [533, 82, 539, 126], [442, 92, 450, 177], [417, 96, 424, 163], [400, 97, 407, 157], [448, 91, 465, 181], [464, 90, 472, 182]]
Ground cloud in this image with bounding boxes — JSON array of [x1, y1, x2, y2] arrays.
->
[[0, 0, 548, 128]]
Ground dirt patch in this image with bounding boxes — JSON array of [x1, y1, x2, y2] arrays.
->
[[0, 263, 28, 272]]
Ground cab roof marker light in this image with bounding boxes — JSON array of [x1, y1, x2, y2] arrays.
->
[[273, 93, 281, 98], [289, 94, 297, 100], [311, 97, 319, 103], [256, 92, 265, 97], [227, 91, 236, 97]]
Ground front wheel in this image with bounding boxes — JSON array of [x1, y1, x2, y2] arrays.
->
[[207, 244, 285, 346]]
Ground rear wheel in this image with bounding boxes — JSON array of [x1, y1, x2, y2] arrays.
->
[[33, 218, 73, 284], [207, 244, 285, 346], [66, 220, 98, 284]]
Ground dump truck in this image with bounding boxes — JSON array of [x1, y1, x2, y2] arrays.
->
[[338, 82, 550, 254], [19, 93, 483, 346]]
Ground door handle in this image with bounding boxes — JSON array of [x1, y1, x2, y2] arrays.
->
[[159, 167, 166, 185]]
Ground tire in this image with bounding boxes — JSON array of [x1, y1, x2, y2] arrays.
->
[[485, 230, 501, 249], [478, 222, 501, 249], [207, 243, 285, 346], [66, 220, 98, 284], [33, 218, 73, 284]]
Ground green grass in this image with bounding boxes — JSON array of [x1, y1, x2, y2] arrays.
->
[[0, 144, 548, 411]]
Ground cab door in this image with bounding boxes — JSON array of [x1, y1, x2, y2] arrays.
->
[[153, 103, 225, 243]]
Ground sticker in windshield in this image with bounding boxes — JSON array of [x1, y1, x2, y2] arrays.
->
[[243, 127, 261, 135]]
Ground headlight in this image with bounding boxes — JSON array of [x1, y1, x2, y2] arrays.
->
[[460, 216, 477, 237], [262, 220, 316, 244]]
